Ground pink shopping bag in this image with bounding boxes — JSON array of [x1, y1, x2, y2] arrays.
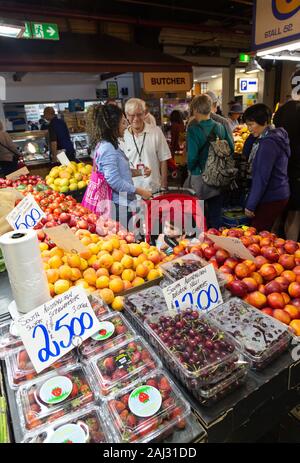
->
[[81, 145, 112, 218]]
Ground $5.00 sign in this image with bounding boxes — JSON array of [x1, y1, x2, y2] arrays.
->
[[16, 287, 101, 373], [6, 194, 45, 230], [162, 264, 223, 313]]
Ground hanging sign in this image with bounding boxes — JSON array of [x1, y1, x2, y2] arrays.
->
[[44, 224, 87, 254], [143, 73, 192, 93], [207, 234, 255, 261]]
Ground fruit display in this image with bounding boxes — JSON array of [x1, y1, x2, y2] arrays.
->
[[88, 337, 161, 397], [146, 310, 242, 390], [41, 231, 164, 309], [23, 405, 112, 443], [16, 364, 96, 432], [79, 313, 135, 360], [0, 174, 46, 189], [6, 349, 77, 389], [45, 162, 92, 193], [233, 125, 250, 154], [0, 321, 23, 359], [88, 293, 111, 319], [105, 369, 190, 443], [209, 298, 292, 370]]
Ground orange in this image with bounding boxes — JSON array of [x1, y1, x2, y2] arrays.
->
[[49, 247, 64, 258], [99, 288, 115, 305], [96, 275, 110, 289], [39, 242, 48, 252], [59, 265, 73, 280], [48, 255, 63, 269], [147, 269, 161, 281], [121, 255, 134, 269], [111, 296, 124, 311], [83, 268, 97, 285], [54, 279, 70, 295], [99, 253, 114, 269], [96, 268, 110, 278], [136, 264, 149, 278], [109, 278, 124, 294], [128, 243, 143, 257], [110, 262, 124, 276], [289, 319, 300, 336], [67, 254, 81, 269], [70, 268, 82, 281], [112, 250, 124, 262], [122, 269, 135, 282], [132, 277, 145, 287]]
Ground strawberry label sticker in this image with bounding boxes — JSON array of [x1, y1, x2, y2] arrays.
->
[[128, 385, 162, 417], [91, 321, 115, 341], [46, 423, 88, 444], [39, 376, 73, 405]]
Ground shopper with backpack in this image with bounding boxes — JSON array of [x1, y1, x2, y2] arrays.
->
[[243, 104, 290, 231], [187, 94, 235, 229]]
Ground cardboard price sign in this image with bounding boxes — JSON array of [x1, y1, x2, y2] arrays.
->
[[44, 224, 87, 254], [57, 151, 71, 166], [6, 166, 29, 181], [207, 234, 255, 261], [6, 194, 45, 230], [162, 264, 223, 313], [16, 286, 101, 373]]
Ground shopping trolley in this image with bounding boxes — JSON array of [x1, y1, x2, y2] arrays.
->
[[143, 187, 207, 244]]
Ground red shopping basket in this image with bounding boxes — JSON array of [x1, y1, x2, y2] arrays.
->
[[144, 187, 206, 243]]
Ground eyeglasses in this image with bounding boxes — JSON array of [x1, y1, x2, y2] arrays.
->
[[126, 112, 145, 120]]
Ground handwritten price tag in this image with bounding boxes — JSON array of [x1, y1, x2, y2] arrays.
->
[[16, 287, 101, 373], [207, 234, 255, 261], [57, 151, 71, 166], [162, 264, 223, 313], [6, 193, 45, 230], [6, 166, 29, 180], [44, 224, 87, 254]]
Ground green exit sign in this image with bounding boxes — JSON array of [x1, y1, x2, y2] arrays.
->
[[22, 22, 59, 40], [239, 53, 251, 63]]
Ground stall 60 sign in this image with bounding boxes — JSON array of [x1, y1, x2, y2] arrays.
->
[[291, 337, 300, 361]]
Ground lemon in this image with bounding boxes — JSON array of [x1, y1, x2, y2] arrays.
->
[[74, 173, 82, 181], [59, 186, 69, 193], [69, 183, 78, 191], [60, 178, 69, 187], [77, 180, 86, 189]]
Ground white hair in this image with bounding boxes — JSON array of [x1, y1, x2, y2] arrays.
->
[[125, 98, 146, 114]]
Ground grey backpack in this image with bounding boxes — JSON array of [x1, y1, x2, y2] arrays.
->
[[200, 126, 238, 188]]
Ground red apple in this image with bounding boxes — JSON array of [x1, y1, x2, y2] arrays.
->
[[215, 249, 230, 265], [228, 280, 248, 298], [273, 309, 291, 325], [203, 246, 217, 260], [59, 213, 71, 223], [284, 240, 299, 254], [278, 254, 296, 270], [264, 280, 283, 295], [261, 246, 279, 263], [267, 292, 285, 310], [288, 281, 300, 298]]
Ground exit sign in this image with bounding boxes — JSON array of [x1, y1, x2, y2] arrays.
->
[[22, 22, 59, 40], [239, 53, 251, 63]]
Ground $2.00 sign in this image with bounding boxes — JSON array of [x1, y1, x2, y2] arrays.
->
[[162, 264, 223, 313], [16, 286, 101, 373], [6, 194, 45, 230]]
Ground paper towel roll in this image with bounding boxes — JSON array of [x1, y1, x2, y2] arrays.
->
[[0, 229, 51, 314]]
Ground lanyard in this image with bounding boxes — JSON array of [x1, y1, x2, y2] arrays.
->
[[132, 132, 146, 163]]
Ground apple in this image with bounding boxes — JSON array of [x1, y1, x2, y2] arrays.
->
[[284, 240, 299, 254], [247, 291, 267, 309], [148, 251, 161, 265], [235, 263, 250, 279], [259, 264, 277, 281], [59, 213, 71, 223], [261, 246, 279, 263], [203, 246, 217, 260], [77, 219, 88, 230], [278, 254, 296, 270], [242, 277, 258, 292], [215, 249, 230, 265], [207, 228, 220, 236], [248, 244, 261, 257], [264, 280, 283, 295], [267, 292, 285, 310], [228, 280, 248, 298], [273, 309, 291, 325], [288, 281, 300, 298]]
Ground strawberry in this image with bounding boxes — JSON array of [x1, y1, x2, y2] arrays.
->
[[102, 357, 115, 372], [126, 413, 137, 428], [120, 393, 130, 406], [112, 369, 127, 380], [130, 351, 141, 364], [141, 349, 151, 361], [158, 377, 171, 393], [146, 379, 158, 388], [80, 384, 90, 394], [160, 389, 171, 400], [138, 417, 159, 437], [127, 341, 137, 351], [113, 400, 126, 413], [171, 407, 186, 429], [115, 324, 127, 335], [119, 409, 129, 422], [51, 387, 62, 397], [162, 397, 175, 410], [70, 383, 79, 398]]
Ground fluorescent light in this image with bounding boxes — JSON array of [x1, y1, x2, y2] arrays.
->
[[193, 79, 198, 82], [0, 24, 24, 38], [257, 40, 300, 57], [211, 75, 218, 78], [245, 57, 263, 74], [263, 53, 300, 62]]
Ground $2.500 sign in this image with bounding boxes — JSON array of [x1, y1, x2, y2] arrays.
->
[[162, 264, 223, 313], [6, 194, 45, 230], [16, 286, 101, 373]]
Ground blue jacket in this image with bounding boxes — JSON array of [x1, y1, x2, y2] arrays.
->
[[243, 128, 290, 211], [95, 141, 136, 206]]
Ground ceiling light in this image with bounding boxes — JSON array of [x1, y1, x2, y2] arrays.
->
[[245, 57, 263, 74], [257, 40, 300, 57], [211, 75, 218, 78], [262, 52, 300, 62], [193, 79, 198, 82], [0, 22, 24, 38]]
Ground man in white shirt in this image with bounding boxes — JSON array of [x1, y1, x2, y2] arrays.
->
[[122, 98, 171, 192]]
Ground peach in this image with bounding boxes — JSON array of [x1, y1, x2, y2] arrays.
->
[[132, 277, 145, 287], [289, 319, 300, 336], [128, 243, 143, 257], [67, 254, 81, 269], [99, 288, 115, 305], [250, 272, 263, 285], [282, 293, 291, 305], [80, 258, 88, 271], [101, 241, 113, 253], [261, 307, 274, 316], [54, 279, 70, 295], [281, 270, 296, 283], [267, 292, 285, 310], [273, 263, 284, 276], [96, 275, 110, 289], [273, 309, 291, 325], [49, 247, 64, 258], [79, 249, 93, 261], [83, 268, 97, 285], [48, 255, 63, 269], [70, 268, 82, 281], [112, 249, 124, 262], [259, 264, 277, 281], [109, 278, 125, 294], [99, 253, 114, 269], [278, 254, 296, 270], [254, 256, 269, 269], [136, 264, 149, 278], [247, 291, 267, 309], [46, 269, 60, 284], [122, 269, 135, 282], [219, 265, 234, 275], [147, 269, 162, 281], [59, 265, 73, 281], [275, 276, 290, 291], [121, 255, 134, 269], [242, 277, 258, 292], [48, 283, 55, 297], [224, 258, 239, 270], [148, 251, 162, 265], [235, 263, 250, 279], [248, 244, 261, 257], [288, 281, 300, 298], [111, 296, 124, 311], [284, 304, 300, 320], [123, 280, 133, 290], [143, 260, 155, 271], [110, 262, 124, 276]]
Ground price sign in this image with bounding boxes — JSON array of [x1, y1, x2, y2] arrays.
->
[[6, 194, 45, 230], [207, 234, 255, 261], [44, 224, 87, 254], [6, 166, 29, 180], [57, 151, 71, 166], [162, 264, 223, 313], [16, 286, 101, 373]]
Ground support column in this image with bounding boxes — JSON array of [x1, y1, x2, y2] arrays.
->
[[263, 67, 276, 110], [133, 72, 142, 98], [222, 65, 235, 116]]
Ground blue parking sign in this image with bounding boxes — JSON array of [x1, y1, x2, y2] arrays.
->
[[241, 80, 248, 91]]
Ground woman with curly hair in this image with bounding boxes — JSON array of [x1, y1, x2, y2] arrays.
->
[[85, 104, 152, 229]]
